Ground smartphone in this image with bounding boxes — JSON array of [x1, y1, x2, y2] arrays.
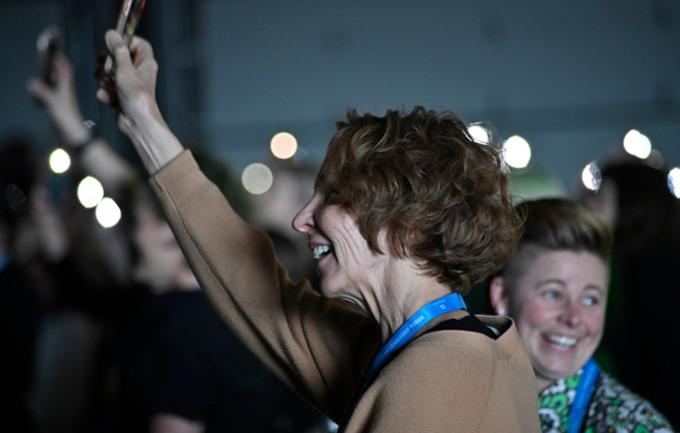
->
[[97, 0, 146, 88], [36, 26, 61, 87], [115, 0, 146, 47]]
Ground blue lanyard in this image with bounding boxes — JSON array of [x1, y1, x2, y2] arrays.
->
[[338, 292, 467, 432], [568, 358, 600, 433], [363, 292, 467, 391]]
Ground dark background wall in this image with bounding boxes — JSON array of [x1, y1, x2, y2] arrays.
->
[[1, 0, 679, 192]]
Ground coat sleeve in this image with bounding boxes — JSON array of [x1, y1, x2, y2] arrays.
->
[[149, 150, 380, 421]]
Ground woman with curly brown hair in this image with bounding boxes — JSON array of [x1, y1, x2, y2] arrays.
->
[[97, 30, 540, 433]]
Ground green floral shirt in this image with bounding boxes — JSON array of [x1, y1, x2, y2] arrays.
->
[[538, 368, 674, 433]]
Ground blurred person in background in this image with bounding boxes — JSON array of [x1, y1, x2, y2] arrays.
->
[[29, 51, 320, 433], [488, 198, 673, 433], [110, 175, 320, 433], [1, 135, 101, 433], [0, 137, 47, 433], [581, 161, 680, 429], [251, 159, 319, 284], [97, 30, 541, 433]]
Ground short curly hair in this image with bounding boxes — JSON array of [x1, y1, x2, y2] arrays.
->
[[318, 106, 520, 292]]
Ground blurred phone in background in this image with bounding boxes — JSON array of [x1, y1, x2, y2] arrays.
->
[[36, 26, 61, 88]]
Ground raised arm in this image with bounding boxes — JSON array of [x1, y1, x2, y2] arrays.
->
[[28, 54, 134, 192], [97, 30, 380, 422], [96, 31, 182, 175]]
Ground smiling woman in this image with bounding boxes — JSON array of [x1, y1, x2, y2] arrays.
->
[[98, 29, 542, 433], [494, 248, 608, 386], [488, 198, 673, 433], [291, 108, 520, 331]]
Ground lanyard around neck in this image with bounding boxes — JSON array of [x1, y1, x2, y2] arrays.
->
[[364, 292, 467, 390], [567, 358, 600, 433], [338, 292, 467, 432]]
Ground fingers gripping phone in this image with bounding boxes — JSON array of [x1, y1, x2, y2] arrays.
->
[[36, 26, 62, 87], [116, 0, 146, 46], [97, 0, 147, 87]]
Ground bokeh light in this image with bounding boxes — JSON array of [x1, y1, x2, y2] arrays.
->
[[502, 135, 532, 169], [668, 167, 680, 199], [95, 198, 121, 228], [467, 124, 491, 145], [270, 132, 298, 159], [623, 129, 652, 159], [49, 148, 71, 174], [581, 162, 602, 192], [242, 163, 273, 195], [77, 176, 104, 209]]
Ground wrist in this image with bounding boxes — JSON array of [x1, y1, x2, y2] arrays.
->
[[48, 99, 89, 145], [128, 112, 183, 174], [133, 100, 168, 137], [59, 117, 90, 145], [65, 120, 98, 153]]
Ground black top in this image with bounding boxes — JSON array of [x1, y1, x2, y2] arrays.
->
[[0, 261, 43, 433], [427, 314, 499, 339], [114, 290, 319, 433]]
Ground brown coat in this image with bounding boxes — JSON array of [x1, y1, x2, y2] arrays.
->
[[150, 151, 541, 433]]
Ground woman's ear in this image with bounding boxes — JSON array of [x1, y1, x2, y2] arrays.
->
[[489, 276, 510, 316]]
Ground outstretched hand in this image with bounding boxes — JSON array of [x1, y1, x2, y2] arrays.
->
[[97, 30, 165, 138], [28, 55, 90, 145], [96, 30, 183, 174]]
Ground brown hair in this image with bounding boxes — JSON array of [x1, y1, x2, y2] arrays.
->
[[318, 106, 520, 292], [499, 198, 612, 287]]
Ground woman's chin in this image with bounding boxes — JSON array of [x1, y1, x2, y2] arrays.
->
[[533, 356, 581, 384]]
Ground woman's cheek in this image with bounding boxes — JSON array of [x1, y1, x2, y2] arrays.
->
[[521, 299, 555, 329]]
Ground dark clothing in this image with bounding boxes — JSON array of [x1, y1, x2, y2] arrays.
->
[[114, 289, 319, 433], [0, 261, 43, 433], [599, 242, 680, 428], [428, 315, 499, 339]]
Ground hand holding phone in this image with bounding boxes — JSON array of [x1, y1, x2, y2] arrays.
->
[[36, 26, 62, 87], [97, 0, 147, 88], [115, 0, 146, 46]]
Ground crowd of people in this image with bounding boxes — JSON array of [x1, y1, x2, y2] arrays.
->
[[1, 24, 677, 433]]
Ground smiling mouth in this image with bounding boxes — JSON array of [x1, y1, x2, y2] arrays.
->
[[544, 334, 578, 349], [312, 244, 332, 260]]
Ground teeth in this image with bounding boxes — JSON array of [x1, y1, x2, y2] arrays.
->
[[312, 245, 331, 259], [547, 335, 577, 347]]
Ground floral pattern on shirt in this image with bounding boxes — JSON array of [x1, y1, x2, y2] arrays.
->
[[538, 368, 674, 433]]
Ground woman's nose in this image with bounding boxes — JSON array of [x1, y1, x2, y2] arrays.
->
[[292, 196, 317, 234], [558, 301, 583, 328]]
